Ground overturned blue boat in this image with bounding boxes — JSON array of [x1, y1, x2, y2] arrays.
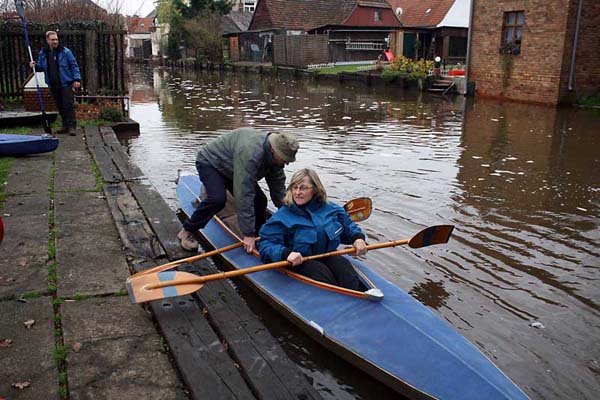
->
[[177, 173, 530, 400], [0, 133, 58, 156]]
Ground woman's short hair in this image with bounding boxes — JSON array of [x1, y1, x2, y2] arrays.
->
[[284, 168, 328, 206]]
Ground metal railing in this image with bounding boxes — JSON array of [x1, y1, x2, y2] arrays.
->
[[345, 42, 384, 51]]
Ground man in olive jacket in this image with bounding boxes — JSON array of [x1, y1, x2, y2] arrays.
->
[[179, 128, 299, 253]]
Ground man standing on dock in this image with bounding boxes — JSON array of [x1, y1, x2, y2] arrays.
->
[[30, 31, 81, 136], [179, 128, 299, 253]]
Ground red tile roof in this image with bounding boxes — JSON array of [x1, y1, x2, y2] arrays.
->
[[127, 17, 153, 34], [387, 0, 455, 28], [250, 0, 398, 31]]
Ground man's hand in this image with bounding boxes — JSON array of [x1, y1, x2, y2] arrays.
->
[[29, 61, 36, 69], [242, 236, 255, 253], [73, 81, 81, 90], [352, 238, 367, 256], [286, 251, 303, 266]]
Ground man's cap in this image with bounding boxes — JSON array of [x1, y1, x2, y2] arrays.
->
[[269, 132, 299, 163]]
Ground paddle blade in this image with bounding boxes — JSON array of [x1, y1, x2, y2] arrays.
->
[[42, 116, 52, 134], [14, 0, 25, 19], [408, 225, 454, 248], [344, 197, 372, 222], [126, 271, 203, 304]]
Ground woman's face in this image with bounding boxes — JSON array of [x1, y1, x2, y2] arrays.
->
[[291, 176, 314, 206]]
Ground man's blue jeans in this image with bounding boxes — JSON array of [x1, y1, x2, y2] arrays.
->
[[182, 162, 267, 236]]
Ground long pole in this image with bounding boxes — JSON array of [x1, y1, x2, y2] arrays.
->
[[15, 0, 52, 134]]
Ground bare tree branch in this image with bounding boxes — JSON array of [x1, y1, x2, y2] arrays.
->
[[2, 0, 127, 27]]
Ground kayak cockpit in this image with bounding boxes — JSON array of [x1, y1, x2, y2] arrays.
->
[[193, 186, 386, 302]]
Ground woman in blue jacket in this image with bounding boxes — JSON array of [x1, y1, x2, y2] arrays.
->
[[258, 168, 367, 290]]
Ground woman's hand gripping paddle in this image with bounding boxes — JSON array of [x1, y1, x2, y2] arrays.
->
[[130, 197, 373, 279], [127, 225, 454, 304]]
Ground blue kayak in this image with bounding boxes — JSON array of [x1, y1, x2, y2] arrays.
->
[[176, 173, 530, 400], [0, 134, 59, 156]]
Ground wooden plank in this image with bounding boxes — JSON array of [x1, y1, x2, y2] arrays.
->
[[103, 182, 166, 260], [185, 261, 322, 400], [128, 180, 191, 261], [99, 127, 144, 180], [90, 126, 320, 400], [132, 261, 255, 400], [85, 125, 123, 183], [87, 126, 189, 261]]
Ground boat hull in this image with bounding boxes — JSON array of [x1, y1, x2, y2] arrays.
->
[[0, 134, 59, 156], [177, 174, 529, 400], [0, 111, 58, 128]]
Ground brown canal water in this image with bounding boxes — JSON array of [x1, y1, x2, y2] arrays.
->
[[123, 65, 599, 400]]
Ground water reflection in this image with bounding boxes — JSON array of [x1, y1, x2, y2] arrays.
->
[[125, 65, 600, 400], [409, 280, 451, 310]]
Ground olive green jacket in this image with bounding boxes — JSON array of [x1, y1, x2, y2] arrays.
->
[[196, 128, 286, 236]]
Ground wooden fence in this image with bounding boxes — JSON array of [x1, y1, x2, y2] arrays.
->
[[0, 29, 125, 98], [273, 35, 329, 68]]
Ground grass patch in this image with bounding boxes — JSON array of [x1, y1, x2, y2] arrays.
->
[[48, 263, 57, 282], [48, 234, 56, 259], [578, 96, 600, 107], [48, 158, 56, 259], [315, 64, 376, 74], [114, 289, 128, 297], [0, 157, 13, 205], [0, 126, 32, 134], [53, 297, 65, 306], [72, 293, 92, 301], [79, 119, 114, 127], [53, 344, 69, 362], [58, 371, 68, 385], [21, 291, 42, 299], [89, 156, 103, 191]]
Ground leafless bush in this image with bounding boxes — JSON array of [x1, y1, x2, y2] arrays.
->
[[1, 0, 130, 28]]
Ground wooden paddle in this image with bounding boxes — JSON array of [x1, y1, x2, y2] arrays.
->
[[131, 197, 372, 278], [127, 225, 454, 304]]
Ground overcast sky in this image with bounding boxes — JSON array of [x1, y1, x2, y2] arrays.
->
[[95, 0, 156, 17]]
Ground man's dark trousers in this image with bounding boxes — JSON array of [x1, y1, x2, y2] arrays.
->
[[50, 86, 76, 129], [183, 163, 267, 235]]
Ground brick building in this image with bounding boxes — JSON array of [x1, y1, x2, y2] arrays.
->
[[387, 0, 469, 64], [126, 16, 154, 59], [239, 0, 401, 65], [469, 0, 600, 105], [23, 72, 57, 112]]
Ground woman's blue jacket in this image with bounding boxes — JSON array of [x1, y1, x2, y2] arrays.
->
[[258, 197, 365, 263]]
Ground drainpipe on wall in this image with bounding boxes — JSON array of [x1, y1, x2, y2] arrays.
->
[[464, 0, 475, 95], [568, 0, 584, 91]]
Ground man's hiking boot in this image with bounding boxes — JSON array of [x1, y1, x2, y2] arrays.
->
[[56, 126, 69, 134], [178, 229, 199, 251]]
